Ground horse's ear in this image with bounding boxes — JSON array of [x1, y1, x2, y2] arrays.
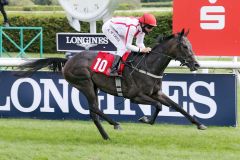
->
[[184, 29, 190, 36], [180, 28, 185, 37]]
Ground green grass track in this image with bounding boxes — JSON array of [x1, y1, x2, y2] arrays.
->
[[0, 119, 239, 160]]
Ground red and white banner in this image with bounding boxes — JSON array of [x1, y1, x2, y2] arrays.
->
[[173, 0, 240, 56]]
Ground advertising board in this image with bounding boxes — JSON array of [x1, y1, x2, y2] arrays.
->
[[0, 71, 237, 126], [173, 0, 240, 56], [56, 33, 116, 52]]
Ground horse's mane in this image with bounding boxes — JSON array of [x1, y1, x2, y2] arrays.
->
[[156, 29, 189, 44], [156, 34, 175, 43], [148, 34, 175, 52]]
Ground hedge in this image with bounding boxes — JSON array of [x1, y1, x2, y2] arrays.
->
[[141, 2, 173, 8], [0, 12, 172, 54]]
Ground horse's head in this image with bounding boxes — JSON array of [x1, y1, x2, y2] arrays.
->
[[156, 29, 200, 71]]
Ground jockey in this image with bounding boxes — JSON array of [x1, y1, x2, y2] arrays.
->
[[102, 13, 157, 76]]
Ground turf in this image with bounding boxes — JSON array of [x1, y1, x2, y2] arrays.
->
[[0, 119, 239, 160]]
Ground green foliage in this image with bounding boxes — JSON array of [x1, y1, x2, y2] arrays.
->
[[49, 0, 59, 5], [9, 0, 34, 6], [31, 0, 52, 5], [141, 0, 172, 2], [141, 2, 173, 7], [117, 3, 140, 10], [118, 0, 141, 10], [8, 0, 58, 5], [1, 12, 172, 53], [5, 5, 63, 11]]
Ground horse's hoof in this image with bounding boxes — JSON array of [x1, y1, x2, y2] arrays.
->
[[139, 116, 150, 123], [114, 124, 122, 130], [198, 124, 207, 130], [103, 136, 110, 140]]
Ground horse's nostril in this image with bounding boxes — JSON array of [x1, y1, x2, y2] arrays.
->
[[195, 63, 200, 68]]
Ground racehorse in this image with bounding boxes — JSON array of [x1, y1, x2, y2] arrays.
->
[[17, 29, 207, 140]]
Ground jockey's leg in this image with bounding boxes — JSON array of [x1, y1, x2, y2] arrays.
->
[[109, 55, 121, 76], [102, 22, 125, 51], [102, 23, 126, 76]]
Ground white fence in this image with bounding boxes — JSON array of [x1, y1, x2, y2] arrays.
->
[[0, 58, 240, 83], [0, 58, 240, 68]]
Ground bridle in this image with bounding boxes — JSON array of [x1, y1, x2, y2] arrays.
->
[[150, 50, 189, 67], [126, 35, 194, 77], [149, 44, 192, 67]]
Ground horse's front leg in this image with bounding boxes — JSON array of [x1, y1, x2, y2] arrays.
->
[[152, 91, 207, 130], [138, 107, 161, 125], [130, 94, 162, 125]]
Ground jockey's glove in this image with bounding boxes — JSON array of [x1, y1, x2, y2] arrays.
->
[[140, 47, 152, 53]]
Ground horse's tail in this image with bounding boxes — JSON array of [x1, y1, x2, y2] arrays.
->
[[16, 58, 68, 77]]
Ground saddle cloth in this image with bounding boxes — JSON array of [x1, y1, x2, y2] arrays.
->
[[90, 51, 130, 76]]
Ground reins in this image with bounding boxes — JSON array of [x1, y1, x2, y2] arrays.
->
[[126, 50, 170, 79], [149, 50, 173, 59], [125, 49, 188, 78], [124, 34, 192, 78], [129, 53, 147, 75]]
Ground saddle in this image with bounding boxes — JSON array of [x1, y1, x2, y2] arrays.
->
[[90, 51, 130, 76]]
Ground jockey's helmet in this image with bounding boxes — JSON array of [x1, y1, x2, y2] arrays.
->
[[138, 13, 157, 27]]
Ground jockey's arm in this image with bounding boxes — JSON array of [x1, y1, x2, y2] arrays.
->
[[135, 32, 145, 49], [136, 33, 151, 53], [135, 33, 151, 53], [126, 26, 149, 53], [125, 26, 139, 52]]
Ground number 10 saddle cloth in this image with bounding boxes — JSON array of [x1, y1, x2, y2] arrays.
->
[[90, 51, 130, 76]]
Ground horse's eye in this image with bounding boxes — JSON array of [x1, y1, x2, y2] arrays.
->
[[182, 45, 188, 49]]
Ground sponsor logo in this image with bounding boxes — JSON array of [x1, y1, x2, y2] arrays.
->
[[0, 78, 217, 119], [57, 33, 117, 52], [200, 0, 225, 30], [65, 36, 108, 50], [173, 0, 240, 55]]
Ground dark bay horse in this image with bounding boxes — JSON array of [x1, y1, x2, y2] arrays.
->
[[17, 29, 207, 140]]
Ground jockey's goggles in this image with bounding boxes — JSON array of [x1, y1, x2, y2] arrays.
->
[[145, 25, 154, 29]]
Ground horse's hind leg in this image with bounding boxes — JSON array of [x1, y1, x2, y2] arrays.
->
[[89, 107, 121, 130], [80, 85, 110, 140], [64, 69, 120, 137], [90, 111, 109, 140], [89, 86, 121, 130], [76, 81, 121, 139]]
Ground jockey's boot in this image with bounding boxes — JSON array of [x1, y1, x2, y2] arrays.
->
[[109, 55, 121, 77]]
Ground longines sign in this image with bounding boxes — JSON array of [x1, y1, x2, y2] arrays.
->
[[0, 71, 237, 126], [56, 33, 117, 52]]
